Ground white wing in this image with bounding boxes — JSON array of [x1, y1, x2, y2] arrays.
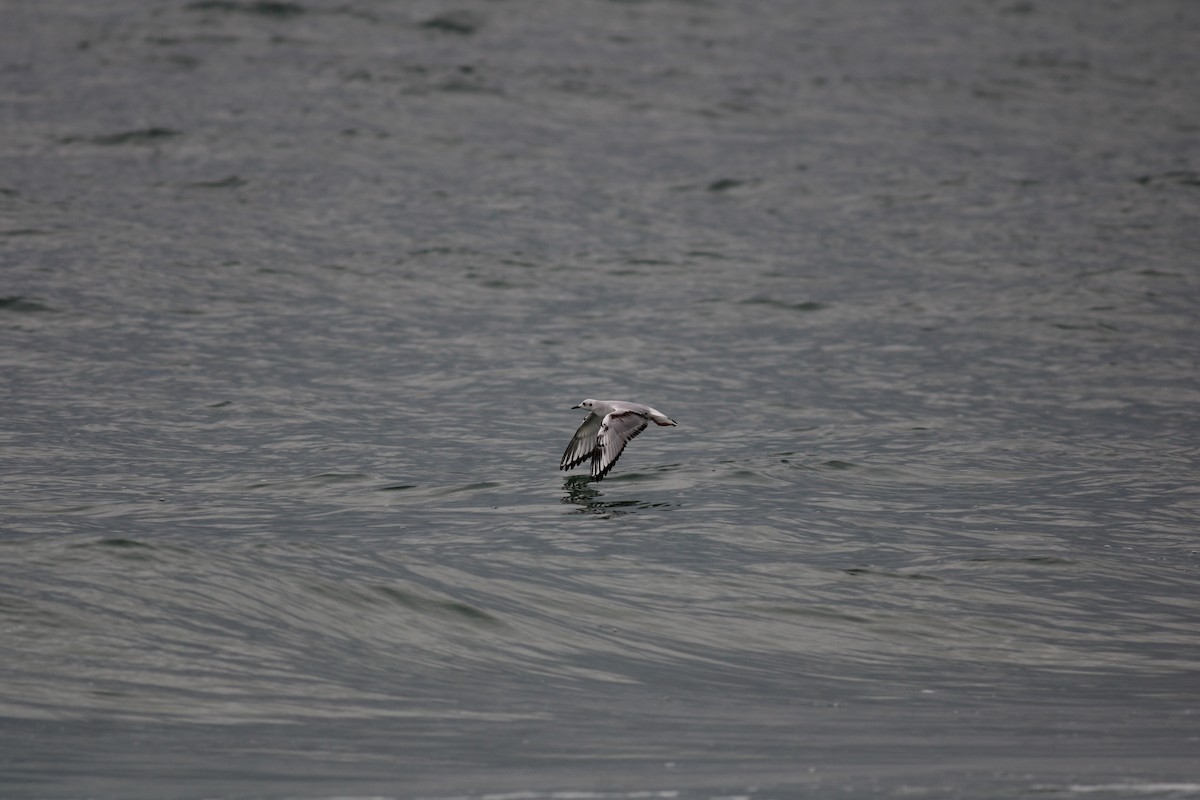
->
[[591, 411, 649, 480], [560, 412, 603, 471]]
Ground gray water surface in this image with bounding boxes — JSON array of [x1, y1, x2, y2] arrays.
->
[[2, 1, 1199, 798]]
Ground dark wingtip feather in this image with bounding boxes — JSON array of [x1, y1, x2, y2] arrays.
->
[[590, 419, 647, 480]]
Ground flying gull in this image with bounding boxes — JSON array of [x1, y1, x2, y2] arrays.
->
[[560, 399, 677, 481]]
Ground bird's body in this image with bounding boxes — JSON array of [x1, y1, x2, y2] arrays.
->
[[560, 399, 677, 481]]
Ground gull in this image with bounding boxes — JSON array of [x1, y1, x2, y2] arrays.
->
[[560, 399, 677, 481]]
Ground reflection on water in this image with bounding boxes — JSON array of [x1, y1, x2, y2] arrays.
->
[[560, 476, 677, 517]]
